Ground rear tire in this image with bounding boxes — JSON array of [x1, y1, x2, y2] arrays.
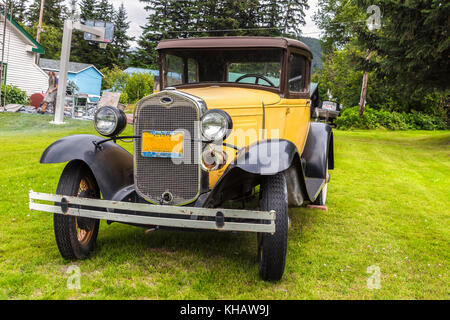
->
[[257, 173, 289, 281], [54, 162, 100, 260]]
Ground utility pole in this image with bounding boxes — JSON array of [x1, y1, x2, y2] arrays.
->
[[35, 0, 45, 64], [36, 0, 45, 43], [359, 52, 372, 117], [52, 20, 106, 125], [359, 5, 382, 117]]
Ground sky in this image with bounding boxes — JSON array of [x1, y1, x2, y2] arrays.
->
[[68, 0, 322, 46]]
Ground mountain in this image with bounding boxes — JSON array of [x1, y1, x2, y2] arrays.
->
[[300, 37, 323, 72]]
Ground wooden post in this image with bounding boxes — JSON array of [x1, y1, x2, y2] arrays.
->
[[359, 52, 372, 117], [36, 0, 45, 43]]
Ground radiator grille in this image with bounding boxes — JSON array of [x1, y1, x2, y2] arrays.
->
[[134, 93, 201, 205]]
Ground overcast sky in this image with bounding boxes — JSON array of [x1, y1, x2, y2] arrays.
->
[[69, 0, 321, 46]]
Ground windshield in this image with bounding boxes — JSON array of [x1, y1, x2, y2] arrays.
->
[[163, 49, 283, 89]]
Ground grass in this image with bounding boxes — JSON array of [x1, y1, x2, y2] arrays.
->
[[0, 113, 448, 300]]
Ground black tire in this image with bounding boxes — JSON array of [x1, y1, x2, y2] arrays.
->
[[54, 161, 100, 260], [257, 173, 289, 281]]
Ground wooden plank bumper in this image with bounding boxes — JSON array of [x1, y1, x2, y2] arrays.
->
[[29, 191, 276, 234]]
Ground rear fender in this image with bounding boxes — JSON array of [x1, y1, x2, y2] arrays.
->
[[40, 135, 134, 200]]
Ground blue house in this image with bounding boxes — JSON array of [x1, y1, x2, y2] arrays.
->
[[40, 58, 104, 97]]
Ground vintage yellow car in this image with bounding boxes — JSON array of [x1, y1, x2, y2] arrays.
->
[[30, 37, 334, 281]]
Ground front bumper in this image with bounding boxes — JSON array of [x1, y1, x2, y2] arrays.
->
[[29, 191, 276, 233]]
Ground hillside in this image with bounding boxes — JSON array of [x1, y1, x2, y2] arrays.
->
[[300, 37, 323, 72]]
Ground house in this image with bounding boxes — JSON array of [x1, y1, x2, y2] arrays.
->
[[0, 13, 48, 96], [40, 59, 104, 97]]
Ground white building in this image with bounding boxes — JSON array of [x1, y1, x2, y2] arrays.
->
[[0, 13, 48, 96]]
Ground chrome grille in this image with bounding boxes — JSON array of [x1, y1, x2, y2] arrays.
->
[[134, 93, 201, 205]]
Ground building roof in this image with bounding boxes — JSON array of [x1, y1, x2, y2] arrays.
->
[[124, 67, 159, 76], [157, 37, 312, 56], [40, 58, 104, 77], [1, 12, 45, 54]]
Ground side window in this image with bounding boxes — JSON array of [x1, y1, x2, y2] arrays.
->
[[165, 55, 183, 86], [289, 54, 306, 92], [187, 58, 198, 83]]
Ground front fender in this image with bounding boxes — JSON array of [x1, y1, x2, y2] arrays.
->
[[204, 139, 300, 207], [41, 135, 134, 200], [234, 139, 299, 175]]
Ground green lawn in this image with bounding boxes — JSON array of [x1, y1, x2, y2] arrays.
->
[[0, 113, 448, 300]]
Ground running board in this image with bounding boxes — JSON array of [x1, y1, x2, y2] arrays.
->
[[29, 191, 276, 234]]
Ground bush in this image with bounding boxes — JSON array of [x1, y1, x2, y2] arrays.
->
[[124, 73, 154, 103], [100, 66, 154, 105], [0, 85, 29, 105], [336, 106, 448, 131]]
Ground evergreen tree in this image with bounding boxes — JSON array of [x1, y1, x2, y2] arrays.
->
[[132, 0, 303, 67], [9, 0, 28, 25], [131, 0, 171, 68], [79, 0, 98, 22], [68, 0, 80, 20], [280, 0, 309, 37], [27, 0, 67, 28], [111, 3, 133, 67], [95, 0, 114, 21]]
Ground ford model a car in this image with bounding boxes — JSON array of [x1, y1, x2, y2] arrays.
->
[[29, 37, 334, 281]]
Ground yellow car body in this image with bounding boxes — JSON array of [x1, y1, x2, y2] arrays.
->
[[36, 37, 335, 281], [178, 86, 311, 188]]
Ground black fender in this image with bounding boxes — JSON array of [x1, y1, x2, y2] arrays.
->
[[300, 122, 334, 201], [205, 123, 335, 207], [204, 139, 300, 207], [302, 122, 334, 178], [234, 139, 299, 175], [40, 134, 134, 200]]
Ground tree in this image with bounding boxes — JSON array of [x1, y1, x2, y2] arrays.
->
[[280, 0, 309, 37], [95, 0, 114, 21], [314, 0, 449, 121], [67, 0, 80, 20], [357, 0, 450, 94], [9, 0, 28, 25], [27, 0, 68, 28], [24, 23, 63, 59], [111, 3, 133, 67], [132, 0, 309, 67], [79, 0, 98, 21]]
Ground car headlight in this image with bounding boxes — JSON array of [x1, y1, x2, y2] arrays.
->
[[94, 106, 127, 137], [201, 109, 233, 141]]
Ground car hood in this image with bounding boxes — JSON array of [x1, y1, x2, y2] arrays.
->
[[178, 86, 281, 108]]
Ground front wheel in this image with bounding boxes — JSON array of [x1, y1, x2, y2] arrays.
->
[[53, 162, 100, 260], [257, 173, 289, 281]]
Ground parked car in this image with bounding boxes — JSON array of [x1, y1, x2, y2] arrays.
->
[[30, 37, 335, 281], [310, 82, 342, 125]]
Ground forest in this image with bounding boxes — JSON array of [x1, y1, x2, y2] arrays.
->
[[7, 0, 449, 129]]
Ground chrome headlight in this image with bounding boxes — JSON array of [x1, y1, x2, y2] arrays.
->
[[94, 106, 127, 137], [201, 109, 233, 142]]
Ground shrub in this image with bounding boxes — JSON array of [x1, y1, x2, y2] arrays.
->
[[124, 73, 154, 103], [101, 65, 129, 92], [336, 106, 448, 131], [0, 85, 29, 105], [100, 66, 154, 105]]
